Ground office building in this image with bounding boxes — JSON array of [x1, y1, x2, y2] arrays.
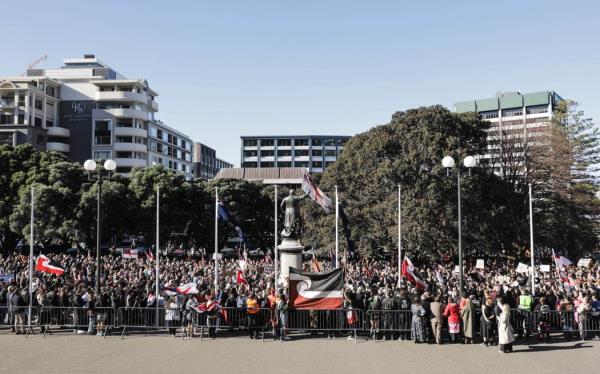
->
[[240, 135, 350, 173], [454, 91, 563, 174], [192, 142, 233, 179], [0, 55, 193, 178]]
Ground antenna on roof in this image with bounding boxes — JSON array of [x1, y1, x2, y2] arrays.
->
[[22, 54, 47, 76]]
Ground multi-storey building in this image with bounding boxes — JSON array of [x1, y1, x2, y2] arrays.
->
[[240, 135, 350, 173], [454, 91, 563, 174], [0, 55, 193, 178], [148, 121, 193, 178], [192, 142, 233, 179]]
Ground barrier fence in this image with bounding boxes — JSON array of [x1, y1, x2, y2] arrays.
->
[[1, 305, 599, 341]]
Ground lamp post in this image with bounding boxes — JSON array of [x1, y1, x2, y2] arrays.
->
[[442, 154, 476, 294], [84, 159, 117, 295]]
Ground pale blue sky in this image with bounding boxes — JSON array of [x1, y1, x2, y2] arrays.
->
[[2, 0, 599, 165]]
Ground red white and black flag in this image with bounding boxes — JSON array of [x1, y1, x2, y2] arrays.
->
[[35, 254, 65, 276], [401, 257, 427, 290], [289, 267, 343, 310]]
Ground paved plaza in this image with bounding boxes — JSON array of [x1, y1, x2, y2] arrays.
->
[[0, 334, 597, 374]]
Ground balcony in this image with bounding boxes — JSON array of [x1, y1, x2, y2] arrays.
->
[[113, 158, 147, 168], [114, 126, 147, 138], [95, 91, 148, 104], [46, 126, 70, 137], [114, 142, 147, 153], [46, 142, 70, 153], [150, 101, 159, 112], [0, 100, 16, 109], [102, 108, 148, 121]]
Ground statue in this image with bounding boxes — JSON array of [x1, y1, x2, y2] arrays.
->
[[280, 189, 307, 238]]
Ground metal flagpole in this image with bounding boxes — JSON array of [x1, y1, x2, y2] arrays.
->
[[155, 186, 160, 327], [335, 185, 339, 268], [529, 183, 535, 293], [274, 185, 279, 285], [214, 187, 219, 292], [398, 184, 402, 281], [28, 186, 34, 329]]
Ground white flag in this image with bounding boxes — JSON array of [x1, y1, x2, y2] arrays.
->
[[302, 172, 332, 213]]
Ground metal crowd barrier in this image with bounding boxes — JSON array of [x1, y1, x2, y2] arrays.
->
[[116, 307, 168, 338], [35, 306, 116, 337], [286, 309, 364, 342], [365, 310, 412, 341], [192, 307, 273, 341]]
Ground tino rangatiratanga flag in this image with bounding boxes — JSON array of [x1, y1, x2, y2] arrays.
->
[[289, 267, 343, 310]]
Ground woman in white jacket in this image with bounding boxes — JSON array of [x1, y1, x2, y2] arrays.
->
[[498, 303, 515, 353], [165, 297, 180, 337]]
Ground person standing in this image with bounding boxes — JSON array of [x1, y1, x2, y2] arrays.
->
[[444, 297, 460, 343], [430, 295, 444, 344], [577, 296, 591, 341], [498, 303, 515, 353], [246, 291, 260, 340], [461, 295, 475, 344], [165, 297, 180, 337], [276, 292, 290, 341], [411, 297, 426, 343], [480, 297, 497, 346]]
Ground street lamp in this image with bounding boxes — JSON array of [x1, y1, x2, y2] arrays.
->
[[442, 154, 476, 294], [84, 158, 117, 295]]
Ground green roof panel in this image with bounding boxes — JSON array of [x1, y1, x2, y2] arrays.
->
[[500, 93, 523, 109], [454, 101, 476, 113], [524, 91, 550, 107], [475, 97, 499, 112]]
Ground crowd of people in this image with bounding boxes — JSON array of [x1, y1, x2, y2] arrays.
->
[[1, 249, 599, 353]]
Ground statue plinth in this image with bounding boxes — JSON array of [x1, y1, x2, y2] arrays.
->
[[277, 238, 303, 285]]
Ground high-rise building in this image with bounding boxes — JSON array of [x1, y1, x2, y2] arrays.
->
[[240, 135, 350, 173], [454, 91, 563, 174], [0, 55, 193, 179], [192, 142, 233, 179]]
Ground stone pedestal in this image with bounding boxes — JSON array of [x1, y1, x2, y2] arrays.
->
[[277, 237, 303, 285]]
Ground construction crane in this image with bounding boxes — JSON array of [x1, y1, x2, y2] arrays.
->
[[22, 54, 47, 75]]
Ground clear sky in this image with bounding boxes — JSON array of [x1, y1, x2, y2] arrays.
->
[[1, 0, 599, 165]]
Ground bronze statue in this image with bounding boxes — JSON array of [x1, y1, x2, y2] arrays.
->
[[280, 189, 307, 238]]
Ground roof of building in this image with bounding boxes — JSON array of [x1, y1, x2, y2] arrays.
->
[[214, 167, 305, 184], [240, 135, 351, 139], [453, 91, 563, 113]]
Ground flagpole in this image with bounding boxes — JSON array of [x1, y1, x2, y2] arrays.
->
[[335, 185, 339, 268], [398, 184, 402, 284], [274, 184, 279, 285], [214, 187, 219, 292], [28, 186, 34, 329], [529, 183, 535, 293], [155, 185, 160, 327]]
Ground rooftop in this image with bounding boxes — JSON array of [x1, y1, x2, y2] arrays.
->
[[215, 167, 305, 184], [454, 91, 563, 113]]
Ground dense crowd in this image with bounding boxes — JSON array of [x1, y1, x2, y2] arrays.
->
[[1, 250, 599, 352]]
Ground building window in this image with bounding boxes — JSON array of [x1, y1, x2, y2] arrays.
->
[[502, 108, 523, 117], [34, 98, 43, 110], [46, 120, 54, 128], [312, 149, 323, 156], [324, 149, 336, 157], [526, 105, 548, 115], [94, 151, 111, 160], [242, 162, 257, 167], [260, 162, 274, 167], [480, 111, 499, 119], [294, 161, 309, 168], [294, 139, 309, 146], [34, 117, 42, 127], [313, 161, 323, 168], [277, 149, 292, 157], [116, 136, 133, 143], [295, 149, 309, 156], [278, 139, 291, 147], [260, 139, 274, 146], [94, 120, 112, 145], [243, 139, 257, 147], [46, 86, 56, 97], [277, 161, 291, 167], [324, 139, 337, 146], [244, 150, 257, 157], [325, 161, 335, 168], [260, 150, 274, 157], [312, 139, 322, 146]]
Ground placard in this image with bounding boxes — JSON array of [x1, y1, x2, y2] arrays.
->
[[516, 263, 529, 273], [475, 259, 485, 269], [453, 266, 460, 273], [539, 264, 550, 273], [577, 258, 592, 267]]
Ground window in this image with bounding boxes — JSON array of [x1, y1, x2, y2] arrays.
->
[[278, 139, 291, 147], [46, 120, 54, 128], [277, 161, 291, 167], [260, 150, 274, 157], [94, 151, 111, 160], [156, 129, 163, 139], [260, 139, 274, 146], [34, 98, 43, 110], [242, 162, 257, 167], [480, 111, 499, 119], [34, 117, 42, 127], [502, 108, 523, 117], [312, 149, 323, 156], [243, 139, 257, 147], [325, 161, 335, 168], [312, 161, 323, 168], [294, 161, 309, 168], [294, 139, 309, 146], [244, 150, 257, 157], [94, 120, 112, 145], [312, 139, 322, 146], [260, 162, 274, 167], [295, 149, 309, 156], [324, 150, 336, 157], [116, 136, 133, 143], [277, 149, 292, 157], [526, 105, 548, 115], [324, 139, 337, 146], [46, 86, 56, 97]]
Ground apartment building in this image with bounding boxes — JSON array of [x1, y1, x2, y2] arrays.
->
[[0, 55, 193, 178], [454, 91, 563, 174], [240, 135, 350, 173], [192, 142, 233, 179]]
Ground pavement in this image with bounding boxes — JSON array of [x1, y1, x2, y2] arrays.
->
[[0, 333, 597, 374]]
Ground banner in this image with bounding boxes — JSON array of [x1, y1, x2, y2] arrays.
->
[[475, 259, 485, 269], [516, 263, 529, 273], [577, 258, 592, 267], [539, 264, 550, 272], [289, 268, 343, 310]]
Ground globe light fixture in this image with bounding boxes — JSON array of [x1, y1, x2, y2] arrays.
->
[[442, 156, 455, 168], [103, 159, 117, 171], [83, 159, 97, 171], [463, 155, 477, 168]]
